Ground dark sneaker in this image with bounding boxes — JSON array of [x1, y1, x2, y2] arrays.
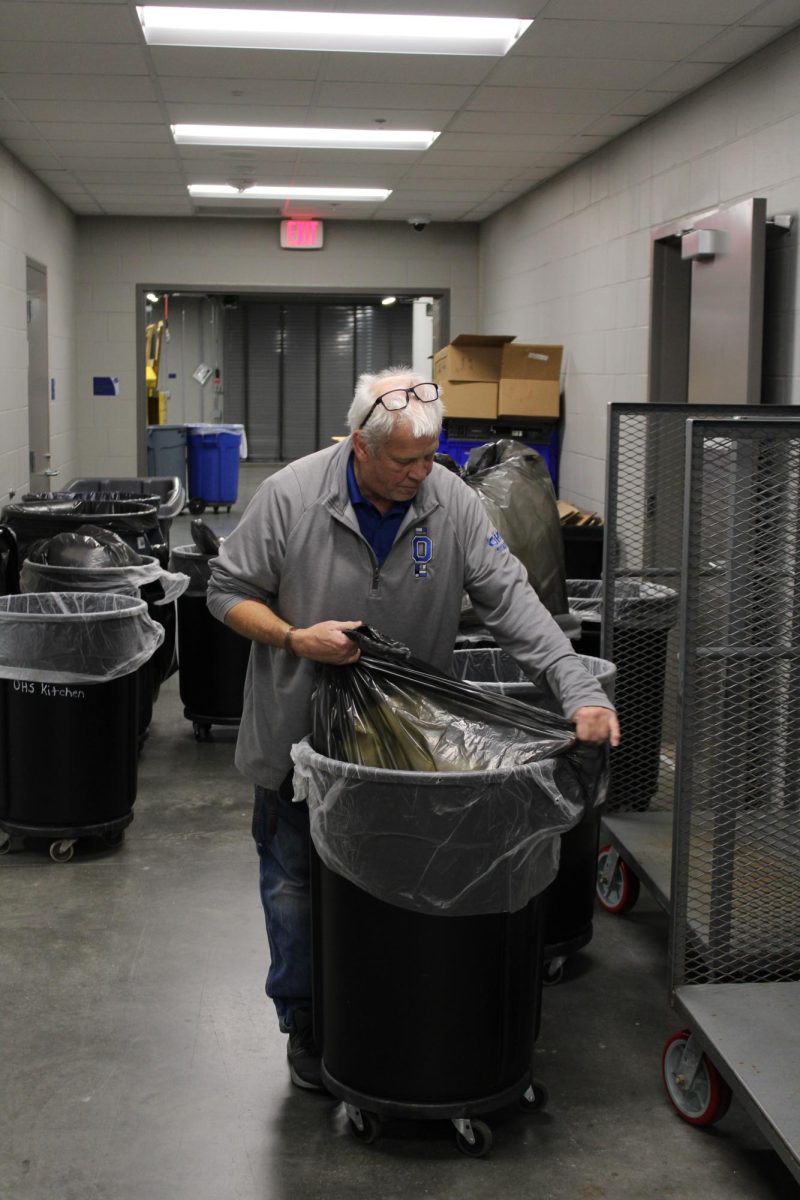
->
[[287, 1010, 324, 1091]]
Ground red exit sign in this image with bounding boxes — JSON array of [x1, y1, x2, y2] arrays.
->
[[280, 219, 324, 250]]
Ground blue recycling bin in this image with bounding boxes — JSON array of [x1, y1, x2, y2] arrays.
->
[[186, 423, 244, 514]]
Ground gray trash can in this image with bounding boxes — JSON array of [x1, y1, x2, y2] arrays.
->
[[452, 647, 615, 981], [567, 579, 679, 811], [147, 425, 187, 491]]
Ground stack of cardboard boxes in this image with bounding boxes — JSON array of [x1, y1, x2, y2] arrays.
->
[[433, 334, 562, 423]]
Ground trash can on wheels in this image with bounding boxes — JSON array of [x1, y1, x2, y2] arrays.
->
[[147, 425, 187, 493], [169, 544, 251, 740], [20, 550, 189, 749], [0, 593, 164, 861], [567, 579, 678, 811], [452, 647, 616, 984], [185, 423, 245, 515], [291, 736, 586, 1157]]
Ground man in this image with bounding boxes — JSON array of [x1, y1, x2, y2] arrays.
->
[[207, 367, 619, 1091]]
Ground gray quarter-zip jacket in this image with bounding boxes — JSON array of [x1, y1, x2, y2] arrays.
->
[[206, 437, 613, 789]]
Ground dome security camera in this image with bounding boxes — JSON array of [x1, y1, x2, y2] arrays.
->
[[408, 215, 431, 231]]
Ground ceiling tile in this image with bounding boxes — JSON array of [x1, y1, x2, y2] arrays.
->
[[688, 24, 788, 61], [587, 114, 651, 136], [741, 0, 800, 23], [33, 122, 170, 143], [541, 0, 759, 22], [304, 107, 456, 127], [0, 3, 138, 43], [448, 111, 592, 135], [648, 61, 728, 89], [160, 77, 315, 104], [54, 141, 177, 159], [16, 100, 164, 124], [0, 42, 148, 74], [614, 91, 681, 115], [165, 103, 313, 125], [434, 131, 572, 152], [465, 86, 633, 114], [320, 51, 496, 86], [148, 46, 323, 80], [0, 74, 159, 102], [315, 82, 475, 109], [487, 56, 671, 89], [511, 19, 724, 60]]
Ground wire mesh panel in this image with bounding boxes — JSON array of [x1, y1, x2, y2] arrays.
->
[[670, 418, 800, 989], [599, 404, 765, 813]]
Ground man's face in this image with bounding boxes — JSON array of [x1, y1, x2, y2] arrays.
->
[[352, 423, 439, 509]]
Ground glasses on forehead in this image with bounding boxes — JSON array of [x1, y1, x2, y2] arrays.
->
[[358, 382, 440, 430]]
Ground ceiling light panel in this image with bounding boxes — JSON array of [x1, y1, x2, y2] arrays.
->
[[188, 184, 392, 201], [172, 124, 439, 150], [139, 7, 531, 56]]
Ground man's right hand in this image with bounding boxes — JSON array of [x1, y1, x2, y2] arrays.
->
[[290, 620, 363, 664]]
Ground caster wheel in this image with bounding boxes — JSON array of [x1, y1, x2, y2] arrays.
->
[[102, 830, 125, 849], [519, 1080, 549, 1112], [455, 1119, 492, 1158], [213, 506, 219, 514], [50, 840, 75, 863], [543, 959, 565, 986], [188, 498, 205, 515], [0, 833, 11, 856], [226, 506, 232, 513], [662, 1030, 732, 1126], [349, 1110, 381, 1144], [596, 845, 640, 913], [193, 722, 212, 742]]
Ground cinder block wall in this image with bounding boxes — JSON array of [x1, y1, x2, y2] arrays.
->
[[479, 26, 800, 515]]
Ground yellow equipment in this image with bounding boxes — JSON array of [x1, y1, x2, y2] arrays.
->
[[146, 319, 168, 424]]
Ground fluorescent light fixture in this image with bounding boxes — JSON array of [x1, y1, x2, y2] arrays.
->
[[188, 184, 391, 201], [173, 124, 439, 151], [138, 7, 531, 56], [381, 296, 397, 306], [145, 292, 159, 302]]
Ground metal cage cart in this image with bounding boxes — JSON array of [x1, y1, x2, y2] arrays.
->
[[593, 403, 795, 919], [662, 418, 800, 1182]]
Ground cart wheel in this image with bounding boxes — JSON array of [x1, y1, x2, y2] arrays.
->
[[193, 722, 212, 742], [101, 830, 125, 849], [596, 844, 640, 914], [519, 1080, 549, 1112], [188, 498, 205, 515], [662, 1030, 733, 1126], [455, 1119, 492, 1158], [49, 840, 75, 863], [226, 506, 232, 513], [349, 1110, 381, 1144], [0, 832, 11, 856], [543, 958, 565, 986], [213, 506, 219, 514]]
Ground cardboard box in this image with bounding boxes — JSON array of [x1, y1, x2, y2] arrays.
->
[[437, 380, 498, 420], [497, 344, 562, 420], [433, 333, 514, 384]]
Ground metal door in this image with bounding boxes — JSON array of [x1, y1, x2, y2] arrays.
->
[[648, 197, 767, 407], [26, 260, 54, 492]]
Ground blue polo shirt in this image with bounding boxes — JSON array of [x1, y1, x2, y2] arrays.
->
[[347, 455, 411, 565]]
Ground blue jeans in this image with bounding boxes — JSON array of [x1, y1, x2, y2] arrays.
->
[[252, 775, 311, 1034]]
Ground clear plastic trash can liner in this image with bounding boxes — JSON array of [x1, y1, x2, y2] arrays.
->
[[0, 593, 165, 684], [291, 626, 607, 918]]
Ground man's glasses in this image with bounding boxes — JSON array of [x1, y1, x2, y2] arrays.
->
[[358, 382, 440, 429]]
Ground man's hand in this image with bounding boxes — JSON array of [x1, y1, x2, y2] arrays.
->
[[291, 620, 363, 664], [570, 706, 620, 747]]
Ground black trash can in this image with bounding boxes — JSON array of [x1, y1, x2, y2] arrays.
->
[[0, 593, 164, 861], [567, 579, 679, 812], [452, 647, 615, 981], [1, 497, 169, 567], [64, 477, 186, 548], [20, 551, 189, 747], [292, 735, 583, 1154], [0, 526, 19, 596], [169, 545, 251, 740]]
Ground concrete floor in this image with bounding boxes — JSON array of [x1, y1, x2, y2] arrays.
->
[[1, 502, 799, 1199]]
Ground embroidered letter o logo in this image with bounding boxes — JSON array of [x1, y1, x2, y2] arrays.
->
[[412, 535, 433, 563]]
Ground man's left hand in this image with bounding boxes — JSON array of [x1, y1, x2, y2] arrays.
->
[[570, 707, 620, 747]]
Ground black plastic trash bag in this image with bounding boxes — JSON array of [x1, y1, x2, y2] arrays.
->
[[26, 525, 145, 569], [462, 439, 568, 617], [294, 627, 606, 917]]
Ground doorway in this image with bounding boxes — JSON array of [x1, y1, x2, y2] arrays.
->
[[26, 260, 52, 492]]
